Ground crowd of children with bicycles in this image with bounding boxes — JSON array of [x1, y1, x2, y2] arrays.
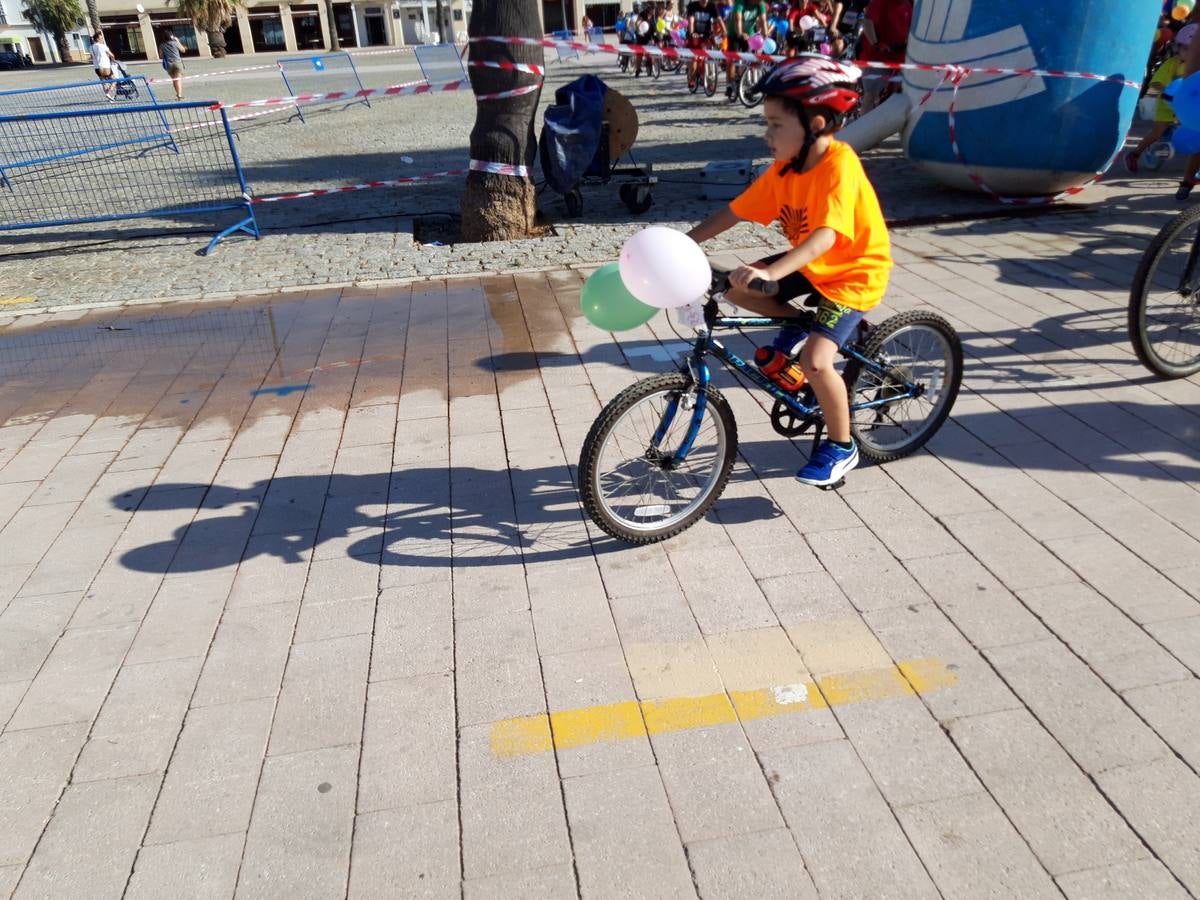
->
[[608, 0, 911, 107]]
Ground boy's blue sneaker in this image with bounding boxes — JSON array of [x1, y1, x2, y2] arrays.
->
[[797, 439, 859, 487]]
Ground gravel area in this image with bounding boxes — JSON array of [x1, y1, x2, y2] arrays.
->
[[0, 49, 1172, 308]]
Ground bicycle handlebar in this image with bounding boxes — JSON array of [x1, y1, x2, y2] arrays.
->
[[710, 265, 779, 298]]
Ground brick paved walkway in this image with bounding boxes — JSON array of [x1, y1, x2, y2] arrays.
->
[[1, 212, 1199, 897]]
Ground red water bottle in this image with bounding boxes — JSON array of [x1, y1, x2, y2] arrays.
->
[[754, 347, 806, 392]]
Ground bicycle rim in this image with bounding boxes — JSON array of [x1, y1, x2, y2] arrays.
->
[[738, 66, 762, 107], [592, 388, 729, 534], [1132, 209, 1200, 377], [851, 322, 957, 453]]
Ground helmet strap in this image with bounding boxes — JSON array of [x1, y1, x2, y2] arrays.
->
[[782, 107, 819, 176]]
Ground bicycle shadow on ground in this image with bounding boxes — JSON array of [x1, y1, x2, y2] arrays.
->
[[114, 389, 1198, 577], [114, 466, 782, 574]]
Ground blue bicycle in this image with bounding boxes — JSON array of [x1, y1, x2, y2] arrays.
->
[[579, 267, 963, 543]]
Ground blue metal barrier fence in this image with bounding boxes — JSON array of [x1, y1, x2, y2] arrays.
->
[[0, 101, 259, 255], [0, 75, 161, 114], [277, 51, 369, 122], [413, 43, 468, 84]]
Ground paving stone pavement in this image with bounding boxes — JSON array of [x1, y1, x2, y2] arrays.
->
[[2, 167, 1200, 897], [0, 50, 1177, 310]]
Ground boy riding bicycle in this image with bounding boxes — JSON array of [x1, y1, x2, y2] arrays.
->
[[686, 0, 717, 88], [686, 56, 892, 486]]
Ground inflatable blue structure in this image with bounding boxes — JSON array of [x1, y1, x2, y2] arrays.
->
[[901, 0, 1163, 195]]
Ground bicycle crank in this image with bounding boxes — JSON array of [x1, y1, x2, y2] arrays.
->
[[770, 399, 820, 438]]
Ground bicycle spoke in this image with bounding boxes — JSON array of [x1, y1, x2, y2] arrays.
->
[[593, 385, 729, 533], [1137, 215, 1200, 374]]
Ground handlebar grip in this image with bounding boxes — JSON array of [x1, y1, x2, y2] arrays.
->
[[748, 277, 779, 297]]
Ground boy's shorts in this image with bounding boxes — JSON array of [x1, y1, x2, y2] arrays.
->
[[755, 252, 867, 348]]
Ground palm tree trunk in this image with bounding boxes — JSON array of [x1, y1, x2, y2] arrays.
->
[[85, 0, 102, 36], [325, 0, 340, 49], [459, 0, 544, 242], [435, 0, 445, 42], [54, 29, 72, 63]]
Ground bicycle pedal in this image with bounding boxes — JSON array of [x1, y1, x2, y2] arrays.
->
[[817, 479, 845, 492]]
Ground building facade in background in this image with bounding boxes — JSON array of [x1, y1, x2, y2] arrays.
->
[[0, 0, 90, 61], [87, 0, 469, 61]]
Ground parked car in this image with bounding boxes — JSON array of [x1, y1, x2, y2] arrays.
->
[[0, 51, 27, 70]]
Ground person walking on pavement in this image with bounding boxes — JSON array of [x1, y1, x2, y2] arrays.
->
[[158, 29, 186, 100], [90, 32, 118, 101]]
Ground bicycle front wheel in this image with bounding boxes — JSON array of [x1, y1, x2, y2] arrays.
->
[[579, 373, 738, 544], [843, 310, 963, 462], [704, 60, 719, 97], [738, 64, 763, 107], [1129, 204, 1200, 378]]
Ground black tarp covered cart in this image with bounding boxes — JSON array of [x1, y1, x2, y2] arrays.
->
[[538, 74, 655, 217]]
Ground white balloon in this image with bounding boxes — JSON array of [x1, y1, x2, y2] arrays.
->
[[619, 227, 711, 310], [798, 15, 817, 30]]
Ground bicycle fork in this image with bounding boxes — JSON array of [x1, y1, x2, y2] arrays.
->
[[648, 353, 710, 468]]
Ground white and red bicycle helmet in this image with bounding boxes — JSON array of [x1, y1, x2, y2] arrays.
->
[[748, 54, 864, 120], [749, 55, 864, 172]]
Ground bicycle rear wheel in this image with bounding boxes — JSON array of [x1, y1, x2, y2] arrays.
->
[[1129, 203, 1200, 378], [843, 310, 962, 462], [579, 373, 738, 544]]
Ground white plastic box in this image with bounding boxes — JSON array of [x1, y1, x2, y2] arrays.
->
[[699, 160, 753, 200]]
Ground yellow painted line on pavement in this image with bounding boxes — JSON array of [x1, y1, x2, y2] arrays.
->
[[0, 297, 34, 306], [490, 656, 958, 757]]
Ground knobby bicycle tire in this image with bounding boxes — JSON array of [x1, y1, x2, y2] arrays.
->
[[1128, 202, 1200, 378], [842, 309, 963, 462], [579, 373, 738, 544]]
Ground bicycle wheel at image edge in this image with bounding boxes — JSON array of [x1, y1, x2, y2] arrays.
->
[[579, 373, 738, 544], [1128, 203, 1200, 378], [843, 310, 963, 462]]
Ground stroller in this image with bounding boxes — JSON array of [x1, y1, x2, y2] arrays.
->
[[111, 59, 140, 101], [539, 74, 656, 217]]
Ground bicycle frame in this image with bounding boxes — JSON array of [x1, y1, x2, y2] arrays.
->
[[653, 305, 925, 465]]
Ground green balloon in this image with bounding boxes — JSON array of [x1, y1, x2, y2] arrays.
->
[[580, 263, 658, 332]]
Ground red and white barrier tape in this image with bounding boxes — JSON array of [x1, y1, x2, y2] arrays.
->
[[252, 158, 531, 204], [469, 159, 531, 177], [350, 42, 466, 58], [940, 71, 1116, 206], [477, 82, 541, 100], [214, 78, 465, 108], [212, 74, 540, 109], [175, 104, 292, 133], [252, 168, 468, 203], [149, 61, 279, 85], [469, 34, 1141, 89], [468, 59, 545, 76]]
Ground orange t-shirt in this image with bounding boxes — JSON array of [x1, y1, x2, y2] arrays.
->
[[729, 139, 892, 311]]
